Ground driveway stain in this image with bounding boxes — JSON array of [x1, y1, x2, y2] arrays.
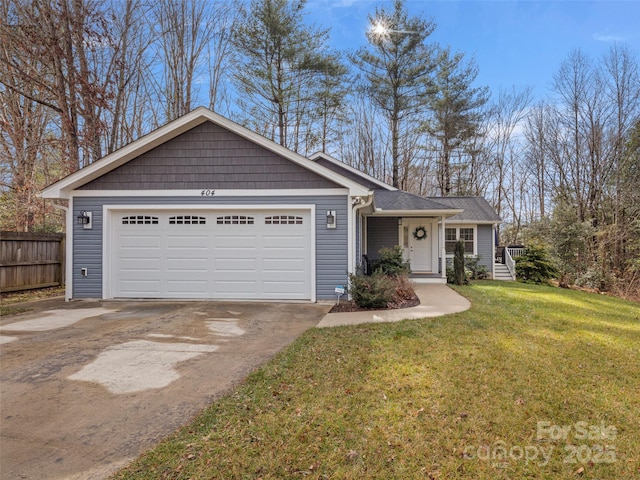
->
[[1, 308, 116, 332], [206, 319, 246, 337], [68, 340, 219, 394]]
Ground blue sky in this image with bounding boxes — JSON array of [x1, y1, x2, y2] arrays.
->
[[304, 0, 640, 100]]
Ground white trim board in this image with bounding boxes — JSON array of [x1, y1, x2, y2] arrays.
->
[[102, 204, 316, 302], [71, 188, 349, 198]]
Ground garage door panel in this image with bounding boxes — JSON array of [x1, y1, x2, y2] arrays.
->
[[263, 282, 307, 298], [215, 258, 257, 271], [167, 235, 208, 248], [214, 280, 257, 294], [263, 258, 305, 271], [120, 258, 161, 271], [119, 280, 161, 294], [166, 258, 208, 271], [112, 210, 311, 299], [119, 235, 161, 249], [166, 280, 208, 295], [215, 235, 257, 249]]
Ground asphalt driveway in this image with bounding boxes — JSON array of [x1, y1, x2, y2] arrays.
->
[[0, 298, 329, 480]]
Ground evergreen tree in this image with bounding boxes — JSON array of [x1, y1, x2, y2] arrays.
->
[[425, 47, 489, 196], [350, 0, 437, 188], [232, 0, 344, 152]]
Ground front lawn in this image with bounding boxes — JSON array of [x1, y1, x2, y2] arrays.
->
[[114, 281, 640, 479]]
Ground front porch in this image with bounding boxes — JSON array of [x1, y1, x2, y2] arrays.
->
[[363, 215, 448, 280]]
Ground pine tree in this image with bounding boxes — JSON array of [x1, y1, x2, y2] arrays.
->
[[232, 0, 344, 152], [425, 48, 489, 196], [350, 0, 437, 188]]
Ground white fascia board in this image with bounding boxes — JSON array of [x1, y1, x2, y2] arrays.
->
[[71, 188, 349, 197], [41, 107, 369, 199], [103, 204, 316, 211], [309, 151, 397, 191]]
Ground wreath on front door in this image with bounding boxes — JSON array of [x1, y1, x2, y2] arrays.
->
[[413, 226, 427, 241]]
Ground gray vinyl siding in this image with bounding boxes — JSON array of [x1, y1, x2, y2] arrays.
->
[[476, 224, 494, 271], [72, 195, 348, 300], [80, 122, 340, 190], [366, 217, 399, 260], [443, 224, 494, 272]]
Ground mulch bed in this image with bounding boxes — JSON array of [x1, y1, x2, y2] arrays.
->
[[328, 295, 420, 313]]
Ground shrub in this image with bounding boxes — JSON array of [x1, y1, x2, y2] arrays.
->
[[348, 271, 396, 309], [515, 244, 559, 284], [370, 246, 411, 276], [391, 274, 416, 304], [466, 256, 489, 280], [348, 272, 416, 309], [452, 239, 467, 285]]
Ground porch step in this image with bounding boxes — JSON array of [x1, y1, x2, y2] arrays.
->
[[494, 263, 515, 281]]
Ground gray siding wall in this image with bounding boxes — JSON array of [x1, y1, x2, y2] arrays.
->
[[477, 224, 494, 271], [72, 195, 348, 300], [444, 224, 494, 272], [366, 216, 399, 260], [81, 122, 339, 190]]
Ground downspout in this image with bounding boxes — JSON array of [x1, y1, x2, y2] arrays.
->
[[51, 202, 72, 301], [492, 223, 498, 280], [440, 215, 447, 279]]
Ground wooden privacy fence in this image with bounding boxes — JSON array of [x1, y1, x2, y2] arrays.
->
[[0, 232, 65, 293]]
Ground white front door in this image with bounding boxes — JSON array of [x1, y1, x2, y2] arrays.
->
[[408, 220, 433, 272]]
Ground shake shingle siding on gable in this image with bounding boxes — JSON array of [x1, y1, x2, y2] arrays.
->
[[80, 122, 340, 190]]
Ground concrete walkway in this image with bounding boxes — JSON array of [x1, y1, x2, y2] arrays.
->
[[317, 283, 471, 328]]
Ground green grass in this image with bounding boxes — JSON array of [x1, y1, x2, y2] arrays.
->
[[113, 281, 640, 479]]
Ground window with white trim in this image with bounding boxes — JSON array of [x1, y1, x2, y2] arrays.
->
[[264, 215, 303, 225], [122, 215, 158, 225], [216, 215, 254, 225], [169, 215, 206, 225], [445, 226, 475, 254]]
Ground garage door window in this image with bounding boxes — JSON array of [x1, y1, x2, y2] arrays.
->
[[169, 215, 206, 225], [216, 215, 254, 225], [265, 215, 303, 225], [122, 215, 159, 225]]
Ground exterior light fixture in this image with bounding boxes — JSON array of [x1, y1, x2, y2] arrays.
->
[[326, 210, 336, 229], [77, 210, 92, 229]]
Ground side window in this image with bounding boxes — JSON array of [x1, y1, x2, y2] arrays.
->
[[445, 228, 457, 254], [460, 228, 474, 254]]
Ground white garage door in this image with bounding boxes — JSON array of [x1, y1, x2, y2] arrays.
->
[[109, 209, 312, 300]]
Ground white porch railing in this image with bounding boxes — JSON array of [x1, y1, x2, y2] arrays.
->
[[504, 248, 517, 280], [507, 247, 525, 259]]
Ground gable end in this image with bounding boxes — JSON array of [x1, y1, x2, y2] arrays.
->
[[80, 121, 341, 190]]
